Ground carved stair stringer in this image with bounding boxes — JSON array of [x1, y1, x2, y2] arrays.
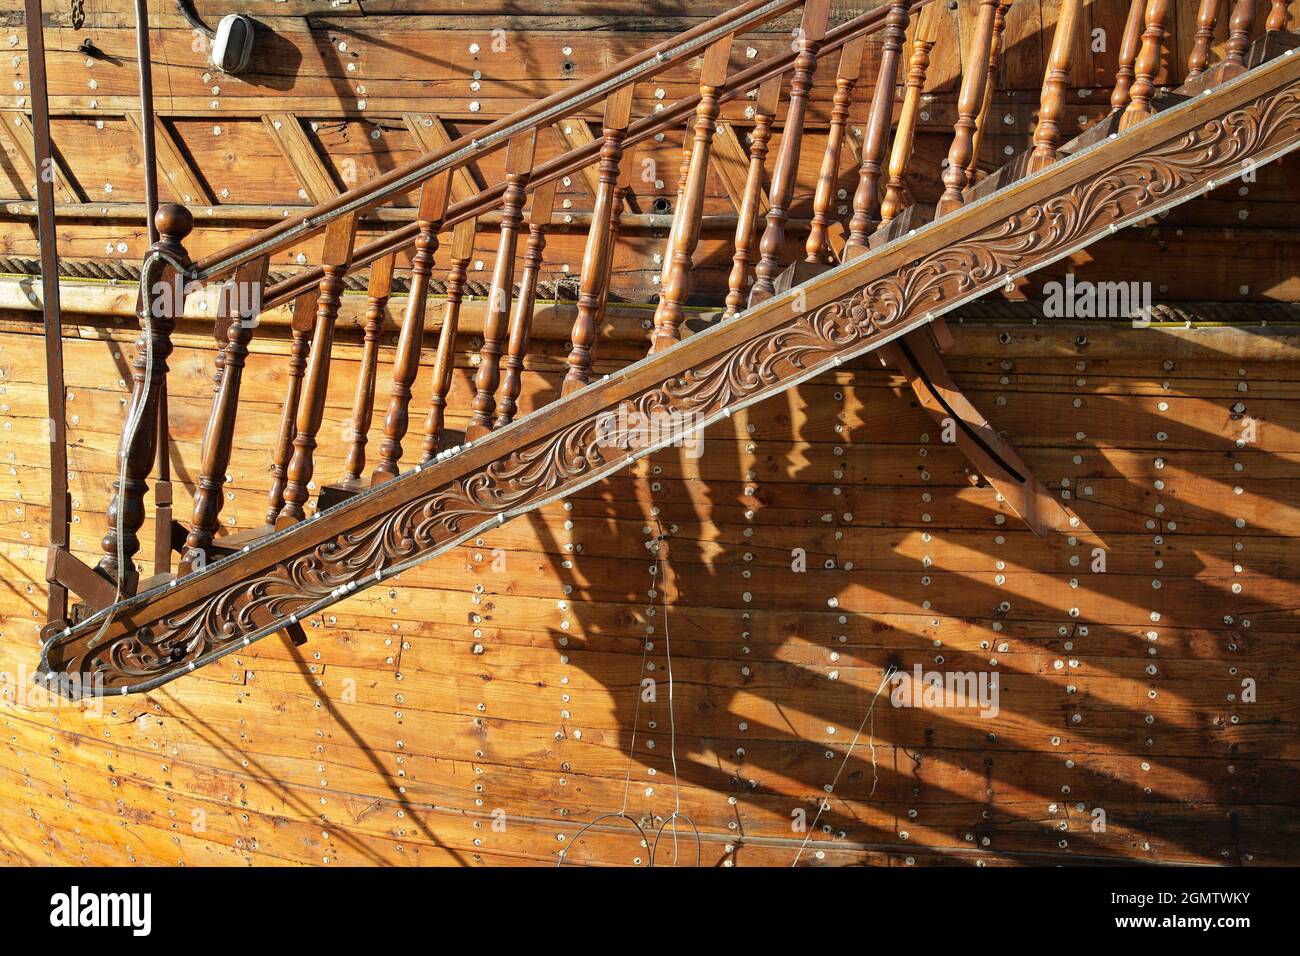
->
[[37, 51, 1300, 697]]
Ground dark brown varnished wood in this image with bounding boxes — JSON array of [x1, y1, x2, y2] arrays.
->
[[844, 0, 910, 256], [371, 174, 452, 481], [724, 76, 781, 318], [422, 217, 478, 460], [598, 162, 635, 329], [563, 86, 635, 392], [963, 1, 1013, 187], [266, 286, 319, 526], [1187, 0, 1223, 80], [1111, 0, 1147, 110], [1119, 0, 1172, 131], [880, 2, 943, 225], [658, 122, 694, 297], [936, 0, 1000, 215], [98, 203, 192, 593], [277, 213, 358, 527], [804, 35, 866, 264], [1225, 0, 1258, 76], [1268, 1, 1290, 32], [495, 180, 557, 429], [1029, 0, 1082, 173], [749, 0, 831, 304], [181, 255, 269, 572], [341, 254, 396, 484], [468, 132, 538, 437], [651, 34, 735, 352]]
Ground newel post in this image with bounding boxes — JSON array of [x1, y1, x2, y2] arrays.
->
[[99, 203, 193, 593]]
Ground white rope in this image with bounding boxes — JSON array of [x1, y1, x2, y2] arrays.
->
[[791, 663, 898, 867]]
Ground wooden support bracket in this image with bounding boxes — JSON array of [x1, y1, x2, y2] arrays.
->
[[0, 110, 81, 203], [263, 113, 340, 203], [45, 547, 117, 615], [882, 321, 1077, 537]]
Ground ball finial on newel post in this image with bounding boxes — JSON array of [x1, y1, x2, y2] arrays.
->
[[155, 202, 194, 245]]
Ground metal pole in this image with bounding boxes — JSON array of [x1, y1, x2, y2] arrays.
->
[[25, 0, 71, 625]]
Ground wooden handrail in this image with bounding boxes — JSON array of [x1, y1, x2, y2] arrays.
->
[[50, 38, 1300, 688], [258, 0, 930, 313], [189, 0, 803, 284], [46, 0, 1300, 683]]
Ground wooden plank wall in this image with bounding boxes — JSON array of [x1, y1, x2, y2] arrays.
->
[[0, 0, 1298, 868], [0, 305, 1298, 866]]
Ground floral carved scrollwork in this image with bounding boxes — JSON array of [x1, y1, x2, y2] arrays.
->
[[44, 77, 1300, 693]]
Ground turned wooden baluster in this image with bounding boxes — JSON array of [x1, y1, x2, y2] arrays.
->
[[651, 34, 734, 352], [936, 0, 1001, 215], [1268, 1, 1290, 31], [723, 76, 781, 318], [599, 161, 635, 322], [963, 2, 1013, 188], [1028, 0, 1083, 173], [181, 255, 269, 571], [1224, 0, 1258, 75], [880, 2, 944, 225], [1119, 0, 1172, 131], [749, 0, 831, 305], [844, 0, 910, 256], [99, 204, 193, 593], [805, 35, 866, 264], [467, 132, 537, 437], [1187, 0, 1223, 80], [656, 123, 693, 296], [342, 253, 395, 483], [266, 286, 319, 525], [495, 180, 557, 429], [421, 217, 477, 460], [276, 213, 358, 527], [1111, 0, 1148, 109], [562, 85, 635, 393], [370, 173, 452, 482]]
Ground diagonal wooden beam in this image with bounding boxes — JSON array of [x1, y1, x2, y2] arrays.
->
[[881, 320, 1076, 537], [403, 113, 482, 204], [124, 113, 213, 206], [0, 110, 80, 203], [713, 121, 770, 215], [262, 113, 339, 203], [552, 116, 602, 199]]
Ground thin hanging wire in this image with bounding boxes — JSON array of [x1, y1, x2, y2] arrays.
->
[[556, 514, 661, 867], [650, 517, 699, 867], [791, 663, 897, 866]]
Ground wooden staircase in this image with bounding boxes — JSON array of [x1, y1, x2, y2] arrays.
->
[[37, 0, 1300, 697]]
